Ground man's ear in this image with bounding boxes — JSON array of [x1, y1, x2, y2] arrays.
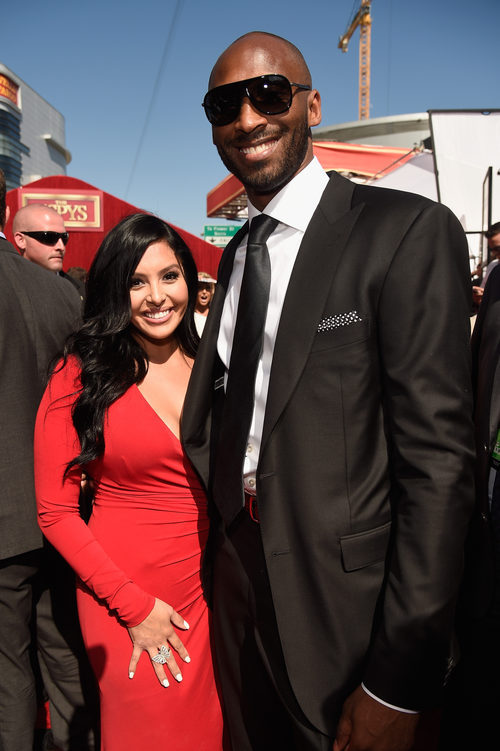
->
[[13, 230, 26, 254], [308, 89, 322, 128]]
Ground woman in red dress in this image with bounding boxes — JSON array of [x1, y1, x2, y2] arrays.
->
[[35, 214, 223, 750]]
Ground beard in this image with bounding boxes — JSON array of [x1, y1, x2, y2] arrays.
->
[[216, 116, 311, 197]]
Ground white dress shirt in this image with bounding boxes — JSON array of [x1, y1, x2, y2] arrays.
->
[[217, 157, 329, 493]]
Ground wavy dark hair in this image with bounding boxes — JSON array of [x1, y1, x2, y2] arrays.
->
[[62, 212, 199, 474]]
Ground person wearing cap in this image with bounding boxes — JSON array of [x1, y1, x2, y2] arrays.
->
[[194, 271, 216, 336]]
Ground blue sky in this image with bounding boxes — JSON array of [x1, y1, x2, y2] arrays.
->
[[2, 0, 498, 236]]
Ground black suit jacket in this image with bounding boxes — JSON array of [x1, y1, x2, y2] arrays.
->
[[472, 264, 500, 507], [467, 263, 500, 615], [0, 238, 81, 560], [182, 171, 475, 733]]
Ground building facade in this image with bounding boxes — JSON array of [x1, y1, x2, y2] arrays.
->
[[313, 112, 431, 149], [0, 64, 70, 191]]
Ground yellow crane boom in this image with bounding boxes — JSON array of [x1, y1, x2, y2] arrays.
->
[[338, 0, 372, 120]]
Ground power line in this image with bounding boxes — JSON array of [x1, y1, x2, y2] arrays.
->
[[124, 0, 184, 200]]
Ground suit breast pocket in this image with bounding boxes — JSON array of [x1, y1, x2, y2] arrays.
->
[[311, 315, 369, 353]]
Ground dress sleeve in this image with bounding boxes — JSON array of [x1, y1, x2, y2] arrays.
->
[[35, 359, 155, 627]]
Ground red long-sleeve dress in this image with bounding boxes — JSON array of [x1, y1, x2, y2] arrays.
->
[[35, 358, 223, 750]]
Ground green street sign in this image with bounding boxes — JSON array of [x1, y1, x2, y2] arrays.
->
[[204, 224, 240, 236]]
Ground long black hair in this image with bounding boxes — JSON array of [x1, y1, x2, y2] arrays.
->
[[63, 212, 199, 474]]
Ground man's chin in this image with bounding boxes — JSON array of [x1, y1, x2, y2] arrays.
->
[[218, 149, 275, 190], [243, 165, 297, 197]]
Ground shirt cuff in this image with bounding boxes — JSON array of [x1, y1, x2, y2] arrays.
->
[[361, 683, 419, 714]]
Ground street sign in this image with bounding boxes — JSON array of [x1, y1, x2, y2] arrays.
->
[[203, 224, 240, 247]]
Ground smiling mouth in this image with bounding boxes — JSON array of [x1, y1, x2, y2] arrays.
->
[[239, 139, 278, 157], [144, 309, 171, 321]]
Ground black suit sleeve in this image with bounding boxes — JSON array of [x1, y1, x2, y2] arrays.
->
[[362, 202, 475, 709]]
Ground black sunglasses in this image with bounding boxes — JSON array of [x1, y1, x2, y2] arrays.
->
[[20, 230, 69, 246], [202, 74, 312, 127]]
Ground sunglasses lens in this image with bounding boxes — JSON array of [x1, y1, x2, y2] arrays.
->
[[24, 231, 69, 246], [41, 232, 69, 246], [204, 88, 240, 127], [204, 75, 292, 126], [248, 75, 292, 115]]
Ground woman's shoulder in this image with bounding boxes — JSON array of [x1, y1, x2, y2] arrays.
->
[[46, 355, 82, 399]]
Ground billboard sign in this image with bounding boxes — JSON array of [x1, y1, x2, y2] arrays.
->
[[21, 189, 103, 231]]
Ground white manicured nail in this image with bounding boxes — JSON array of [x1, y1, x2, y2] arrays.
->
[[175, 673, 182, 682], [129, 671, 134, 679], [184, 655, 191, 663], [183, 620, 189, 629], [162, 679, 169, 687]]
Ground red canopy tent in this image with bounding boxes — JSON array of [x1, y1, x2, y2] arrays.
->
[[207, 141, 417, 219], [5, 175, 221, 278]]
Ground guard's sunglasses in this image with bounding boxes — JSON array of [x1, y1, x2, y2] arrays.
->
[[202, 74, 311, 127], [19, 230, 69, 246]]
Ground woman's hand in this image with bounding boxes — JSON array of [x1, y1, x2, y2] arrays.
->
[[127, 598, 190, 687]]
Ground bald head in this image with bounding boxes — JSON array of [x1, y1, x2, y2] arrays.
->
[[13, 204, 63, 233], [206, 31, 321, 210], [13, 204, 68, 272], [209, 32, 312, 90]]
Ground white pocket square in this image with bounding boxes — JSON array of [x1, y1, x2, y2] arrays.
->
[[317, 311, 362, 333]]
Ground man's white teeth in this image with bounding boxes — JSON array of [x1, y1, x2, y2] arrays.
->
[[241, 140, 275, 155], [145, 311, 169, 319]]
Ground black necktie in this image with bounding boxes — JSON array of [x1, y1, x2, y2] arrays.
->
[[213, 213, 279, 526]]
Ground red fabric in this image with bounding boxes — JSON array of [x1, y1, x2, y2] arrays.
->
[[35, 358, 223, 750], [35, 702, 51, 729]]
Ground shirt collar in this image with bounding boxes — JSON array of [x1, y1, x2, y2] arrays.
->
[[247, 157, 329, 232], [0, 232, 6, 240]]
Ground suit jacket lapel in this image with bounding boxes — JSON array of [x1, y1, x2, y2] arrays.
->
[[261, 172, 362, 451]]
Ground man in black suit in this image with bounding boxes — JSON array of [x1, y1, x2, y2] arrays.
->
[[0, 170, 97, 750], [13, 204, 85, 300], [440, 261, 500, 749], [182, 32, 475, 751]]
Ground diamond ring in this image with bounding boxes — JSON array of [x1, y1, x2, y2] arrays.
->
[[152, 645, 171, 664]]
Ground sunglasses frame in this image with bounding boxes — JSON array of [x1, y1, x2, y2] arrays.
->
[[19, 230, 69, 246], [202, 74, 312, 127]]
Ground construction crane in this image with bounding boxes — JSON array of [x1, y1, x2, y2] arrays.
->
[[338, 0, 372, 120]]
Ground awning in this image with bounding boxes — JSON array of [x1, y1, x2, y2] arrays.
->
[[207, 141, 417, 219], [367, 150, 437, 201]]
